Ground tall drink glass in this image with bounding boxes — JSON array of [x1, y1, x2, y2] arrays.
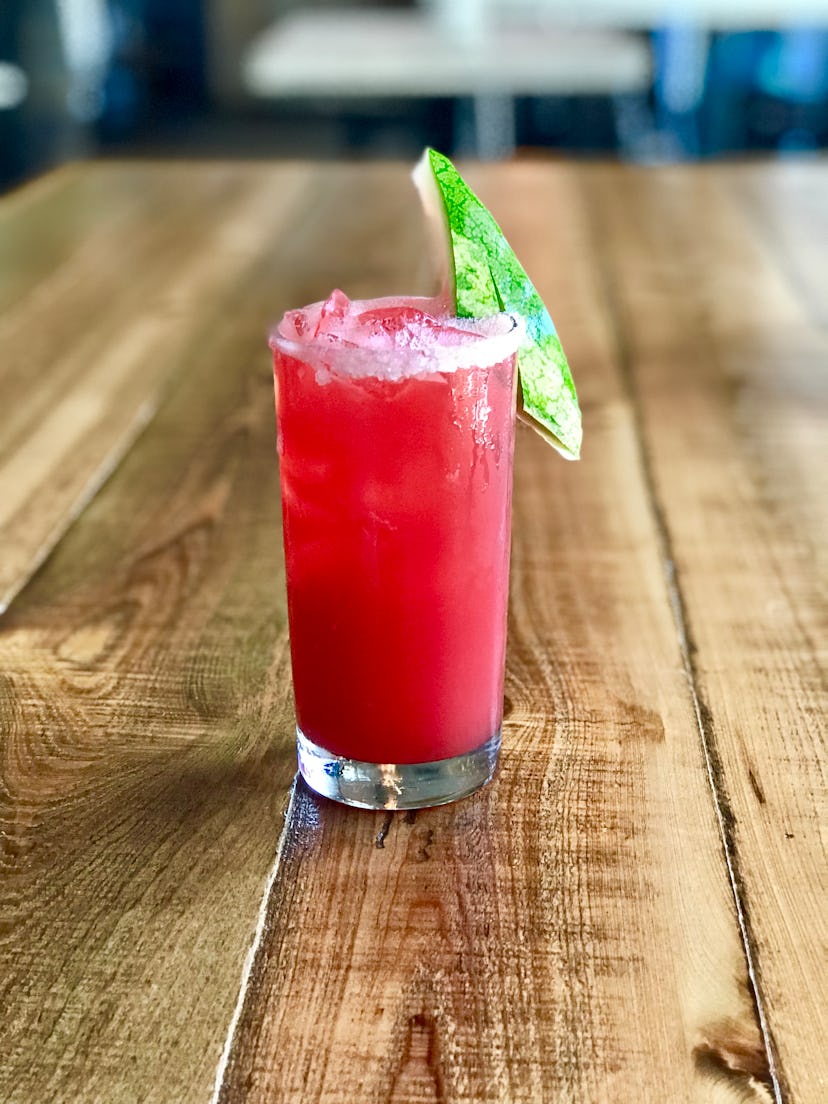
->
[[270, 291, 521, 809]]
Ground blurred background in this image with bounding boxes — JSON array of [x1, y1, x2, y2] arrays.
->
[[1, 0, 827, 192]]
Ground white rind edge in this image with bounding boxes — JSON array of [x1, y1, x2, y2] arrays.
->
[[412, 148, 453, 301]]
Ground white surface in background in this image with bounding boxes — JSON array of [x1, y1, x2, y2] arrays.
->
[[426, 0, 828, 28], [0, 63, 28, 111], [244, 11, 653, 98], [56, 0, 113, 120]]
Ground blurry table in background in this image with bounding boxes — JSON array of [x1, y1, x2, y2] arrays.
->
[[242, 7, 828, 159], [243, 11, 652, 157], [0, 158, 825, 1103]]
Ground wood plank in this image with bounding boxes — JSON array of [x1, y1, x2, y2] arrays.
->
[[216, 163, 773, 1104], [0, 162, 305, 613], [730, 162, 828, 330], [0, 164, 91, 314], [584, 163, 827, 1103], [0, 162, 397, 1104]]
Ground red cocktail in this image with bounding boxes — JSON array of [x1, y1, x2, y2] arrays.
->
[[271, 290, 521, 808]]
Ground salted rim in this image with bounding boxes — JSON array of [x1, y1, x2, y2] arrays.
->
[[269, 294, 524, 378]]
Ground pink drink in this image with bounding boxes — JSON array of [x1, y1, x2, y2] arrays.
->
[[271, 290, 520, 807]]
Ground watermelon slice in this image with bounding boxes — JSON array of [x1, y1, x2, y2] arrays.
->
[[414, 148, 581, 460]]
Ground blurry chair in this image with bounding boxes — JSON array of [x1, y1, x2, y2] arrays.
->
[[0, 0, 93, 190]]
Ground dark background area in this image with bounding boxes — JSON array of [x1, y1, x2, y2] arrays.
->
[[1, 0, 827, 193]]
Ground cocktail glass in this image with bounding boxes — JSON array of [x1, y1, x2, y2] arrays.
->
[[270, 291, 522, 809]]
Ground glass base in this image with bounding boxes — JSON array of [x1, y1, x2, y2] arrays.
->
[[296, 728, 501, 810]]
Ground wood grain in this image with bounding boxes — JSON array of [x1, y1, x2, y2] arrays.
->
[[217, 163, 772, 1104], [0, 162, 304, 1103], [585, 163, 827, 1103], [2, 159, 823, 1104], [0, 162, 305, 612], [0, 162, 441, 1104]]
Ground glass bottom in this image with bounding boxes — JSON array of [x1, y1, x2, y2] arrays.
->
[[296, 727, 501, 810]]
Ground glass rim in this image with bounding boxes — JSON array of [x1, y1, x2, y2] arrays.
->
[[269, 295, 524, 378]]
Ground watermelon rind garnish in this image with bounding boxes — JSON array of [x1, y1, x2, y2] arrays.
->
[[414, 148, 581, 460]]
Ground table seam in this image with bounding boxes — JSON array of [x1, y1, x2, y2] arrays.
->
[[579, 163, 787, 1104]]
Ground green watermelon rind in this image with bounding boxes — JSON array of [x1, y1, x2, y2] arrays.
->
[[427, 148, 581, 460]]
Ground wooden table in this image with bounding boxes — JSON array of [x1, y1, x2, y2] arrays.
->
[[0, 159, 824, 1103]]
